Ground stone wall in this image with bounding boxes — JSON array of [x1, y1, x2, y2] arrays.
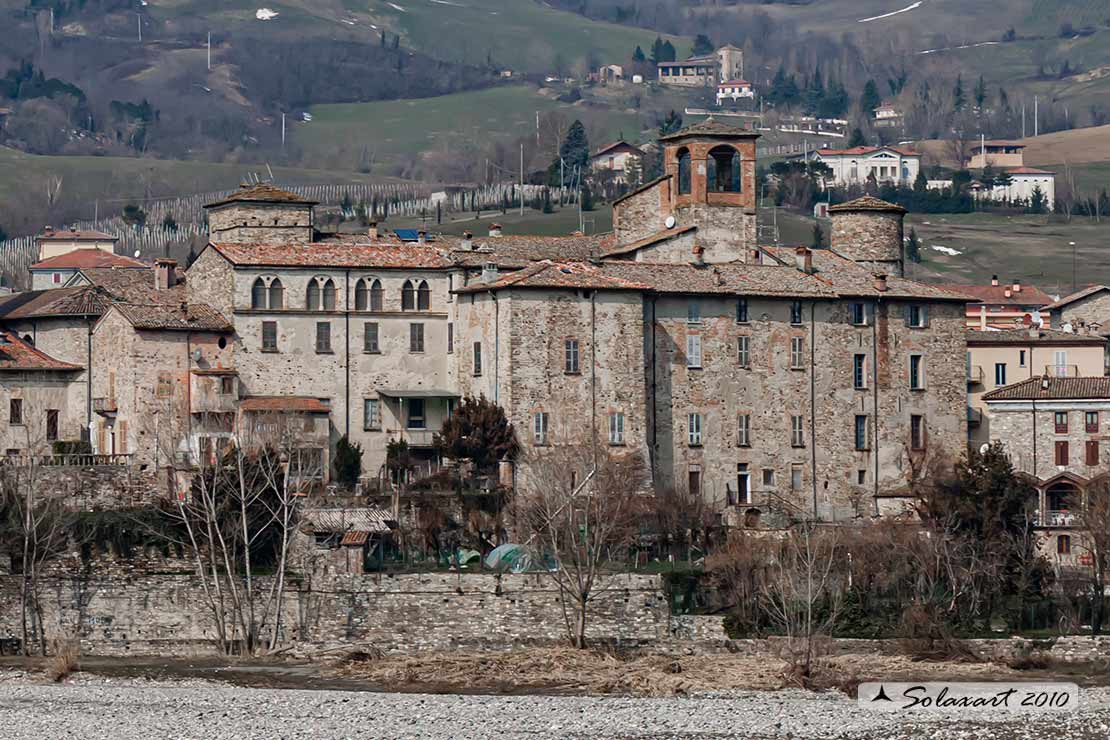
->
[[989, 401, 1110, 479], [207, 203, 314, 244], [830, 210, 904, 277], [1052, 290, 1110, 332], [612, 175, 673, 245]]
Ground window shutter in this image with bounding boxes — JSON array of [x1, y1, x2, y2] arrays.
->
[[921, 305, 930, 327], [903, 305, 912, 326], [97, 423, 107, 454], [118, 420, 128, 455]]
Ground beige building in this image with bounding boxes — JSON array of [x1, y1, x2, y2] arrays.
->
[[590, 141, 644, 176], [716, 80, 754, 106], [806, 146, 921, 187], [35, 226, 118, 262], [30, 250, 146, 291], [936, 276, 1056, 331], [966, 328, 1107, 445], [970, 140, 1026, 170], [657, 46, 743, 87]]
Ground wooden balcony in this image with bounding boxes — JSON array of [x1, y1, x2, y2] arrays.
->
[[388, 427, 441, 448], [92, 397, 118, 415]]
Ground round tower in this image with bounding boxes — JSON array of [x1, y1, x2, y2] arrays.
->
[[828, 196, 906, 277]]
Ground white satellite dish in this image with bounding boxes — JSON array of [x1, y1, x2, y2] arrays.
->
[[134, 250, 141, 258], [192, 348, 203, 363], [979, 443, 990, 455], [664, 215, 676, 229]]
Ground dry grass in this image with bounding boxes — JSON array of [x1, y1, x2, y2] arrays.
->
[[45, 639, 80, 683]]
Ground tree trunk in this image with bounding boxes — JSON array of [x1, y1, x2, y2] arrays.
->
[[575, 598, 588, 649]]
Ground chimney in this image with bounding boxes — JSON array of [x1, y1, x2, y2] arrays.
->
[[43, 225, 54, 235], [461, 231, 473, 250], [873, 273, 888, 292], [155, 258, 176, 290], [481, 262, 499, 283], [991, 275, 999, 287], [1012, 278, 1021, 294], [368, 222, 379, 240], [795, 247, 813, 274], [417, 230, 427, 245], [1004, 288, 1012, 299], [488, 223, 503, 237]]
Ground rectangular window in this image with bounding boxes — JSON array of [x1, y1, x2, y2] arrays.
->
[[447, 323, 454, 354], [994, 362, 1007, 387], [687, 301, 701, 325], [688, 412, 702, 446], [1055, 440, 1069, 466], [791, 414, 804, 447], [909, 354, 924, 390], [854, 415, 868, 450], [533, 411, 549, 445], [1055, 350, 1069, 376], [857, 469, 867, 485], [791, 464, 803, 491], [736, 298, 749, 323], [688, 465, 701, 497], [1087, 440, 1099, 466], [363, 399, 380, 430], [219, 376, 234, 395], [1058, 535, 1071, 555], [364, 322, 380, 353], [686, 335, 702, 368], [1087, 411, 1100, 433], [762, 468, 775, 487], [156, 371, 173, 398], [407, 398, 426, 429], [609, 412, 625, 445], [737, 336, 750, 368], [45, 410, 58, 442], [735, 464, 750, 505], [737, 413, 751, 447], [1019, 349, 1027, 368], [906, 304, 927, 328], [409, 323, 425, 353], [910, 414, 925, 450], [790, 337, 805, 369], [1055, 411, 1069, 434], [473, 342, 482, 376], [850, 302, 867, 325], [315, 322, 332, 353], [790, 300, 803, 325], [262, 321, 278, 352], [565, 338, 580, 374], [853, 354, 867, 389], [9, 398, 22, 426]]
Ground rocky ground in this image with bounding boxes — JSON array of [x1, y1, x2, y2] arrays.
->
[[1, 670, 1109, 739]]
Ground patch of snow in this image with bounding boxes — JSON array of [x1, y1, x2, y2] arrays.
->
[[858, 1, 922, 23], [920, 40, 1000, 55], [341, 19, 355, 25], [302, 112, 313, 122], [931, 245, 961, 256], [256, 8, 279, 21], [387, 2, 407, 11], [429, 0, 466, 5]]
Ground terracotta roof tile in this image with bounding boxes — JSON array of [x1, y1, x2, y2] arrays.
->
[[113, 302, 232, 332], [204, 183, 317, 209], [37, 229, 116, 241], [983, 376, 1110, 401], [240, 396, 331, 413], [601, 226, 696, 258], [932, 282, 1055, 307], [593, 141, 644, 157], [1006, 166, 1055, 175], [762, 247, 971, 301], [659, 117, 758, 141], [816, 146, 919, 158], [827, 196, 907, 214], [0, 331, 81, 372], [31, 251, 146, 271], [0, 286, 110, 319], [1043, 285, 1110, 312], [966, 328, 1106, 346]]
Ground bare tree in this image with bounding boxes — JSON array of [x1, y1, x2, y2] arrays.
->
[[516, 444, 646, 648], [1071, 480, 1110, 635]]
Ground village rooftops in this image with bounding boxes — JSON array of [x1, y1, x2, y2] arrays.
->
[[112, 302, 233, 333], [965, 328, 1107, 346], [932, 280, 1055, 307], [1043, 285, 1110, 312], [0, 330, 81, 372], [593, 140, 644, 157], [1004, 166, 1055, 175], [983, 376, 1110, 402], [0, 285, 110, 319], [209, 241, 454, 270], [31, 251, 146, 271], [203, 183, 318, 210], [659, 117, 759, 141], [36, 227, 116, 241]]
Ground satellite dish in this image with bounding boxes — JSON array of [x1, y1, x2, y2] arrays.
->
[[134, 250, 141, 258], [664, 215, 677, 229], [192, 348, 203, 363], [979, 444, 990, 455]]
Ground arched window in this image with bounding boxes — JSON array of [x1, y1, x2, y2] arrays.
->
[[322, 279, 336, 311], [354, 279, 368, 311], [251, 278, 266, 309], [707, 146, 741, 193], [417, 280, 431, 311], [369, 279, 383, 311], [268, 278, 283, 310], [402, 280, 415, 311], [306, 276, 334, 311], [306, 280, 321, 311], [677, 148, 691, 195]]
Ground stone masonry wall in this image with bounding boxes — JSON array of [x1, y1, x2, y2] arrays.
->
[[830, 211, 904, 277], [1053, 291, 1110, 332], [207, 203, 314, 244], [612, 176, 673, 245]]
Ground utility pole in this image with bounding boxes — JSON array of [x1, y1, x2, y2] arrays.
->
[[137, 14, 142, 43], [281, 113, 286, 149], [1034, 96, 1039, 137], [519, 142, 524, 217], [207, 32, 212, 71], [1022, 102, 1026, 138]]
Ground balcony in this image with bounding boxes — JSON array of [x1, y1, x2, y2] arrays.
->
[[92, 397, 118, 415], [967, 365, 984, 385], [1045, 365, 1080, 378], [967, 407, 983, 426], [389, 427, 441, 448], [1037, 510, 1076, 528]]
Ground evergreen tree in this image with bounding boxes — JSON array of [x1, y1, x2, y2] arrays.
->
[[161, 213, 178, 232], [692, 34, 714, 56], [953, 74, 965, 112], [860, 79, 881, 115], [380, 29, 386, 47], [649, 36, 665, 64], [542, 187, 553, 214], [333, 435, 363, 488], [0, 224, 6, 242], [659, 109, 683, 136], [581, 182, 594, 212], [803, 68, 825, 115], [913, 170, 928, 194], [632, 45, 645, 63], [848, 128, 866, 147], [661, 40, 676, 62], [559, 120, 590, 172], [974, 75, 987, 112], [392, 34, 400, 51], [819, 79, 849, 118], [906, 227, 921, 263], [434, 395, 518, 475], [1029, 184, 1046, 214]]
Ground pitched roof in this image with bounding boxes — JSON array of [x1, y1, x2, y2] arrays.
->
[[601, 225, 696, 258], [1043, 285, 1110, 311], [981, 140, 1026, 148], [0, 285, 110, 319], [31, 250, 146, 271], [209, 242, 453, 269], [303, 506, 395, 534], [827, 196, 907, 214], [966, 328, 1106, 346], [37, 228, 117, 241], [203, 183, 318, 209], [983, 376, 1110, 402], [815, 145, 919, 158], [0, 331, 81, 372], [659, 117, 758, 141], [455, 261, 653, 294], [932, 282, 1055, 307], [445, 233, 608, 268], [611, 173, 672, 206], [593, 140, 644, 157], [240, 396, 331, 413], [1006, 166, 1055, 175], [112, 302, 232, 333]]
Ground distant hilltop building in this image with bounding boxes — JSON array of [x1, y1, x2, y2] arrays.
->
[[589, 140, 644, 176], [716, 80, 754, 107], [658, 45, 743, 87], [795, 146, 922, 187], [969, 140, 1056, 210], [872, 103, 904, 129]]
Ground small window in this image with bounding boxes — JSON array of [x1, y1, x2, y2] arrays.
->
[[268, 278, 284, 310], [853, 354, 867, 389], [911, 414, 926, 450], [790, 337, 804, 369], [1058, 534, 1072, 555], [677, 148, 691, 195], [857, 469, 867, 485], [355, 279, 369, 311], [688, 464, 701, 497], [1055, 440, 1069, 466], [473, 342, 482, 376], [791, 464, 803, 491], [447, 323, 454, 354], [565, 338, 580, 374], [790, 300, 803, 325], [737, 336, 750, 368], [909, 354, 924, 390], [219, 376, 234, 395], [156, 371, 173, 398], [262, 321, 278, 352], [52, 273, 61, 284], [687, 301, 701, 325], [45, 409, 58, 442], [9, 398, 22, 426], [315, 322, 332, 353], [1086, 411, 1099, 433], [407, 398, 426, 429], [688, 412, 702, 446], [1019, 349, 1027, 368], [364, 322, 380, 353], [849, 303, 867, 325], [994, 363, 1007, 387], [609, 412, 625, 445], [363, 399, 380, 430], [906, 304, 927, 328], [409, 323, 425, 353], [854, 415, 868, 450], [737, 413, 751, 447], [1055, 411, 1069, 434], [1087, 440, 1100, 466], [762, 468, 775, 487], [790, 415, 804, 447], [735, 464, 750, 505], [322, 279, 336, 311], [736, 298, 749, 323], [251, 278, 267, 309], [369, 279, 383, 311], [686, 335, 702, 368], [533, 411, 549, 445]]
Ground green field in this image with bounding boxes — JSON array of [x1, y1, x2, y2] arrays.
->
[[293, 86, 647, 173]]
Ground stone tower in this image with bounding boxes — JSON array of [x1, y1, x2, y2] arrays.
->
[[204, 183, 317, 244], [828, 196, 907, 278]]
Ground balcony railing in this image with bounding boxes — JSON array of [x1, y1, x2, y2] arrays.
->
[[92, 397, 118, 414], [1037, 510, 1076, 528], [967, 365, 984, 385], [389, 427, 441, 448], [1045, 365, 1080, 378], [967, 407, 983, 426], [0, 453, 133, 468]]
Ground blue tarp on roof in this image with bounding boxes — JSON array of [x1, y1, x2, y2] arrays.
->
[[394, 229, 434, 242]]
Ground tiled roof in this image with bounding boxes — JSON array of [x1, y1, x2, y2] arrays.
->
[[210, 242, 453, 269], [983, 376, 1110, 402], [113, 302, 232, 332], [966, 328, 1106, 346], [304, 506, 395, 534], [981, 140, 1025, 148], [718, 80, 751, 86], [445, 233, 608, 267], [0, 331, 81, 372], [827, 196, 907, 214], [601, 225, 697, 258], [37, 228, 116, 241], [1043, 285, 1110, 311], [240, 396, 331, 413], [932, 282, 1055, 307], [455, 261, 653, 293], [203, 183, 317, 209], [0, 286, 110, 319], [593, 140, 644, 157], [612, 173, 672, 206], [31, 250, 146, 270], [816, 146, 919, 158], [1006, 166, 1055, 175], [659, 117, 758, 141]]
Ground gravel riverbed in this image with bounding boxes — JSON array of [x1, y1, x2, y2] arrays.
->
[[2, 674, 1110, 739]]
